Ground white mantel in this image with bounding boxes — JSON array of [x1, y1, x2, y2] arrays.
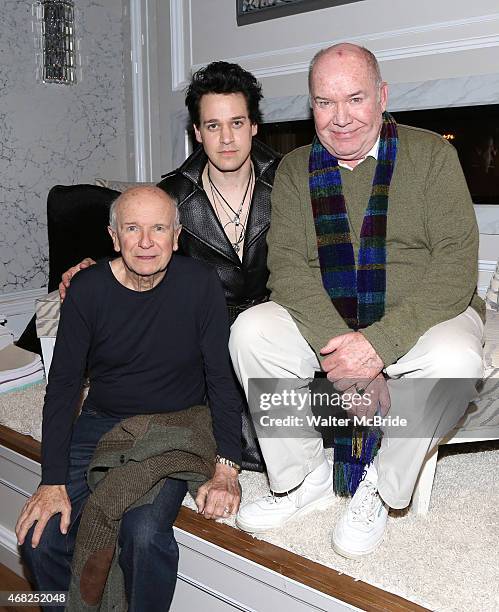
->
[[168, 71, 499, 167]]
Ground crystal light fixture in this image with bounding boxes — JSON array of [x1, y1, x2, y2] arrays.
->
[[34, 0, 77, 84]]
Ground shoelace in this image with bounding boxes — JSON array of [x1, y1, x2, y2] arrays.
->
[[350, 481, 382, 526]]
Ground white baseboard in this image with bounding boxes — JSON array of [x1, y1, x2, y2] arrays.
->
[[0, 446, 41, 577], [172, 528, 357, 611], [0, 523, 24, 577]]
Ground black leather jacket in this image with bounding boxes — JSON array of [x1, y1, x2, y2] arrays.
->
[[157, 139, 281, 307]]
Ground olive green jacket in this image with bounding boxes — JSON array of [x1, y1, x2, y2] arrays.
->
[[68, 406, 215, 611], [267, 124, 485, 366]]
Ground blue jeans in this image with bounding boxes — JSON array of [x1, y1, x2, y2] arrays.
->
[[21, 407, 188, 612]]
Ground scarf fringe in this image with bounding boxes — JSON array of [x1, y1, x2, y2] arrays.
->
[[333, 426, 383, 496]]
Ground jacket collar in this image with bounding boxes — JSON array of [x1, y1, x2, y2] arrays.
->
[[178, 139, 278, 266], [179, 138, 277, 187]]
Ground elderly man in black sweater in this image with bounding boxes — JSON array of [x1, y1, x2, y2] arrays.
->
[[16, 186, 242, 612]]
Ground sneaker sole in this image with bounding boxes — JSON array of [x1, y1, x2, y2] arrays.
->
[[236, 492, 336, 533], [332, 536, 384, 560]]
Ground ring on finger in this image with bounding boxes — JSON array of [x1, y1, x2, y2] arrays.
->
[[223, 506, 230, 514]]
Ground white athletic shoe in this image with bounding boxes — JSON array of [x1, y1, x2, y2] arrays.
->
[[332, 463, 388, 559], [236, 460, 335, 533]]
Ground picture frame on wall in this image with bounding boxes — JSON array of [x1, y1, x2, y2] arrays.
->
[[236, 0, 365, 26]]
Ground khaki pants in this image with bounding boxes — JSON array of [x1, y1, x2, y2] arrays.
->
[[229, 302, 484, 508]]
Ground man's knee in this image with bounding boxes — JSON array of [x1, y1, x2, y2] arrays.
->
[[119, 507, 175, 556], [391, 311, 484, 379], [424, 340, 483, 378], [20, 526, 40, 569], [230, 303, 274, 358], [21, 520, 60, 571]]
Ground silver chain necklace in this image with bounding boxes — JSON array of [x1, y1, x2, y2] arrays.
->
[[208, 166, 254, 253]]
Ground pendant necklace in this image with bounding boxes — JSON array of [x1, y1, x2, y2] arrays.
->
[[208, 166, 254, 253]]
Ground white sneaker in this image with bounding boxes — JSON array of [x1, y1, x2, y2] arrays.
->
[[332, 463, 388, 559], [236, 460, 335, 533]]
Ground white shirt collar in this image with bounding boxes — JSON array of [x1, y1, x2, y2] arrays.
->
[[338, 136, 380, 171]]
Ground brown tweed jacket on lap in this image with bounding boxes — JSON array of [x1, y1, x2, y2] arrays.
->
[[67, 405, 216, 611]]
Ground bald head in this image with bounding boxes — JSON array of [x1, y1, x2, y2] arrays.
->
[[109, 186, 180, 231], [308, 43, 382, 94], [107, 185, 182, 283], [308, 42, 388, 164]]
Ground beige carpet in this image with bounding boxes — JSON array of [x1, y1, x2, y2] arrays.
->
[[184, 443, 499, 612], [1, 384, 498, 611]]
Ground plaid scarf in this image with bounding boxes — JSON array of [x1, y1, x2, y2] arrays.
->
[[309, 112, 398, 495]]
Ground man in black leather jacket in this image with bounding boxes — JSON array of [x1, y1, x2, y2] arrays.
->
[[157, 62, 281, 322], [158, 139, 278, 317], [158, 62, 281, 471]]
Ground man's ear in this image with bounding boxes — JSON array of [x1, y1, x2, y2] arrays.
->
[[251, 123, 258, 137], [108, 226, 120, 252], [173, 225, 182, 251], [193, 124, 202, 144], [379, 82, 388, 113]]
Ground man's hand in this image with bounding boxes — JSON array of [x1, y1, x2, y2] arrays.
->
[[320, 332, 389, 418], [320, 331, 384, 382], [343, 373, 391, 419], [195, 463, 241, 520], [15, 484, 71, 548], [59, 257, 96, 301]]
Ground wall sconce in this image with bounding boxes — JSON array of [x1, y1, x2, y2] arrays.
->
[[33, 0, 79, 84]]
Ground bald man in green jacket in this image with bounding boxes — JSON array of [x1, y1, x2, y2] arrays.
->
[[229, 43, 484, 559]]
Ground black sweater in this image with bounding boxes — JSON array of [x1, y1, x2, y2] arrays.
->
[[41, 255, 242, 484]]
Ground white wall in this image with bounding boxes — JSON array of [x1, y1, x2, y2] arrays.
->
[[0, 0, 128, 294], [188, 0, 499, 94]]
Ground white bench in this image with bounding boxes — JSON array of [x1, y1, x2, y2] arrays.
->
[[411, 391, 499, 514], [412, 310, 499, 514]]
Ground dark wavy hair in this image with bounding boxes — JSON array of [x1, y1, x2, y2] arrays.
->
[[185, 61, 263, 127]]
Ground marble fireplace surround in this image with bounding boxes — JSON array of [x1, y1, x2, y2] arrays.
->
[[171, 71, 499, 235]]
